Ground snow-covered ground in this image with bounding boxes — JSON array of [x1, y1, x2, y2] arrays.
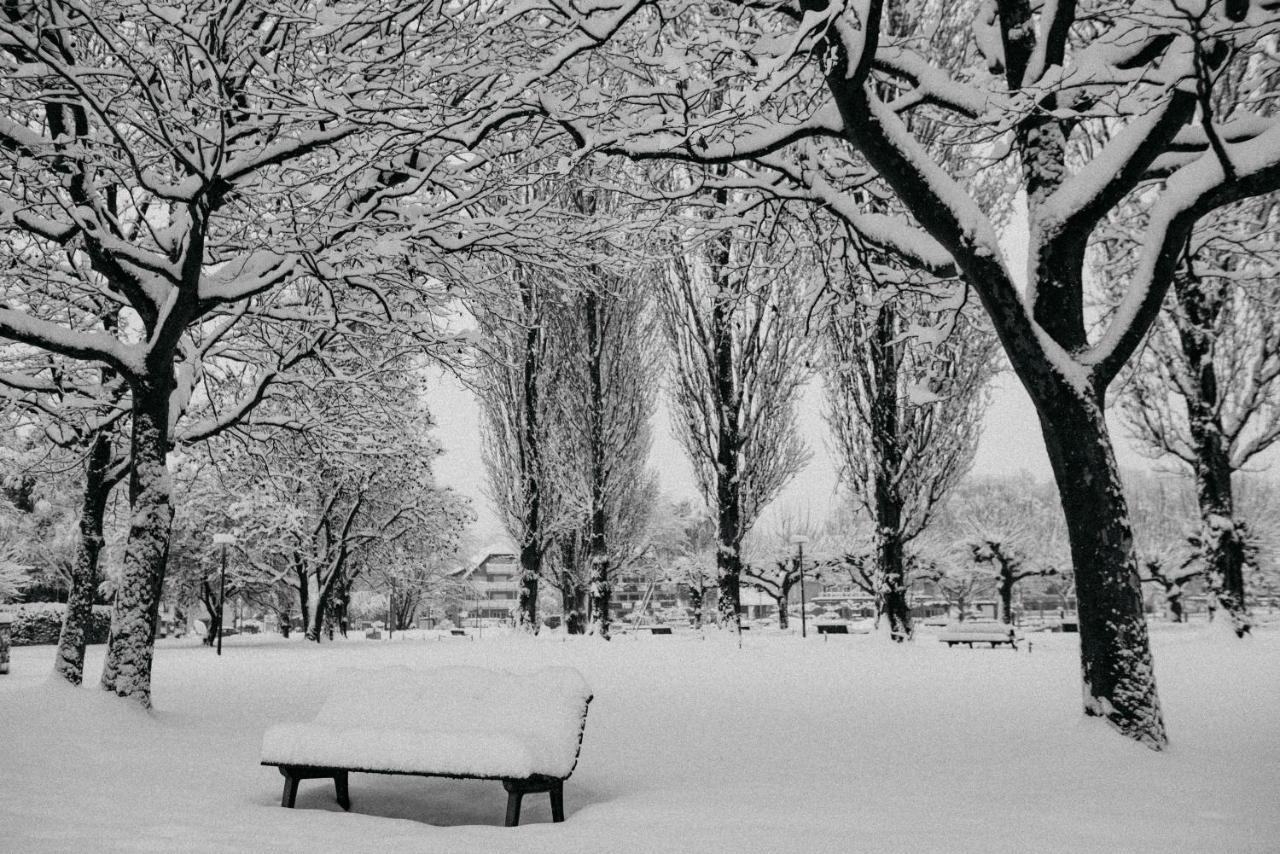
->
[[2, 623, 1278, 853]]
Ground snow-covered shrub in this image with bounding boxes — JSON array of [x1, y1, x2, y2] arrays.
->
[[8, 603, 111, 647]]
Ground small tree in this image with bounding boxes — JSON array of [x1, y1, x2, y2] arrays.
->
[[968, 540, 1057, 626], [742, 559, 823, 630]]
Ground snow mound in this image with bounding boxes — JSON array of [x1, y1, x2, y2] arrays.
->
[[260, 665, 592, 779]]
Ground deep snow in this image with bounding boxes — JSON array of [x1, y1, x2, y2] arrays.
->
[[1, 623, 1277, 853]]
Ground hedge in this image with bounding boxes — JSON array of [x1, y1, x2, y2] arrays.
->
[[4, 602, 112, 646]]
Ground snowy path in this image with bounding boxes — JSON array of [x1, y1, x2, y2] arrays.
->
[[1, 624, 1277, 853]]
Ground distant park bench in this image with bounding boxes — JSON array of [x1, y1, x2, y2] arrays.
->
[[816, 623, 849, 635], [449, 628, 468, 636], [260, 666, 593, 827], [643, 625, 672, 635], [938, 622, 1021, 649]]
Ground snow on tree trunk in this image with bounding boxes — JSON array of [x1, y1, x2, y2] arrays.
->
[[304, 575, 325, 643], [998, 576, 1016, 626], [54, 430, 113, 685], [870, 301, 914, 644], [715, 543, 742, 630], [296, 564, 311, 638], [588, 550, 611, 639], [561, 566, 587, 635], [1038, 384, 1167, 748], [776, 595, 789, 630], [876, 526, 912, 642], [585, 289, 611, 640], [1173, 270, 1251, 636], [100, 387, 174, 707], [514, 269, 544, 635], [516, 539, 541, 634]]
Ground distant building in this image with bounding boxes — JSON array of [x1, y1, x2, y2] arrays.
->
[[611, 571, 682, 621], [451, 548, 521, 622]]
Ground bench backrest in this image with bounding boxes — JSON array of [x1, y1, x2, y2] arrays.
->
[[313, 666, 593, 775]]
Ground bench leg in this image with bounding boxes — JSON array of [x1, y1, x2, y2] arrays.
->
[[549, 781, 564, 823], [505, 789, 523, 827], [334, 771, 350, 811], [280, 769, 300, 808]]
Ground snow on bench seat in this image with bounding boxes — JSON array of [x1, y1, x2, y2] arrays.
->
[[260, 665, 593, 825], [937, 622, 1021, 647]]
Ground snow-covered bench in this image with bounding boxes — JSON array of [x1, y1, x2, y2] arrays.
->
[[938, 622, 1021, 649], [260, 666, 593, 826]]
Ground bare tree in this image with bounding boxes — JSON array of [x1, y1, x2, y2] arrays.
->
[[1110, 191, 1280, 636], [822, 245, 997, 641], [476, 263, 553, 633], [967, 540, 1058, 626], [660, 203, 814, 631]]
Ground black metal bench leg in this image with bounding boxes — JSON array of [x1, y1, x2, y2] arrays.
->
[[505, 789, 523, 827], [334, 771, 350, 811], [280, 769, 300, 808], [549, 781, 564, 822]]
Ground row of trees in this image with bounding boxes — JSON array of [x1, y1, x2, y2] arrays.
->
[[3, 0, 1278, 753], [465, 0, 1280, 748]]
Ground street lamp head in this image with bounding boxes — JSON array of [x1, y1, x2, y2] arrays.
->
[[789, 535, 810, 545], [212, 533, 237, 545]]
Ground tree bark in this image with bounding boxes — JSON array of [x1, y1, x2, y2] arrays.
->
[[869, 269, 914, 643], [54, 430, 114, 685], [998, 574, 1015, 626], [199, 579, 222, 646], [585, 291, 612, 639], [561, 574, 587, 634], [515, 270, 543, 634], [1172, 269, 1250, 636], [295, 559, 310, 638], [100, 382, 175, 707], [1035, 381, 1167, 748], [304, 574, 327, 642]]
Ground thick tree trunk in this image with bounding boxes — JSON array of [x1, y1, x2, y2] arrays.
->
[[998, 576, 1016, 625], [304, 576, 326, 643], [588, 550, 611, 638], [708, 182, 745, 632], [870, 301, 914, 642], [100, 384, 175, 707], [1173, 271, 1250, 636], [557, 537, 587, 634], [515, 271, 543, 634], [775, 593, 789, 629], [54, 430, 114, 685], [296, 565, 310, 638], [561, 574, 587, 634], [583, 291, 612, 639], [517, 539, 541, 633], [1035, 382, 1167, 748], [715, 544, 742, 630]]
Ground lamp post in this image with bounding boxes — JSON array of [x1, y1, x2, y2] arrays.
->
[[212, 533, 236, 656], [790, 535, 810, 638]]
